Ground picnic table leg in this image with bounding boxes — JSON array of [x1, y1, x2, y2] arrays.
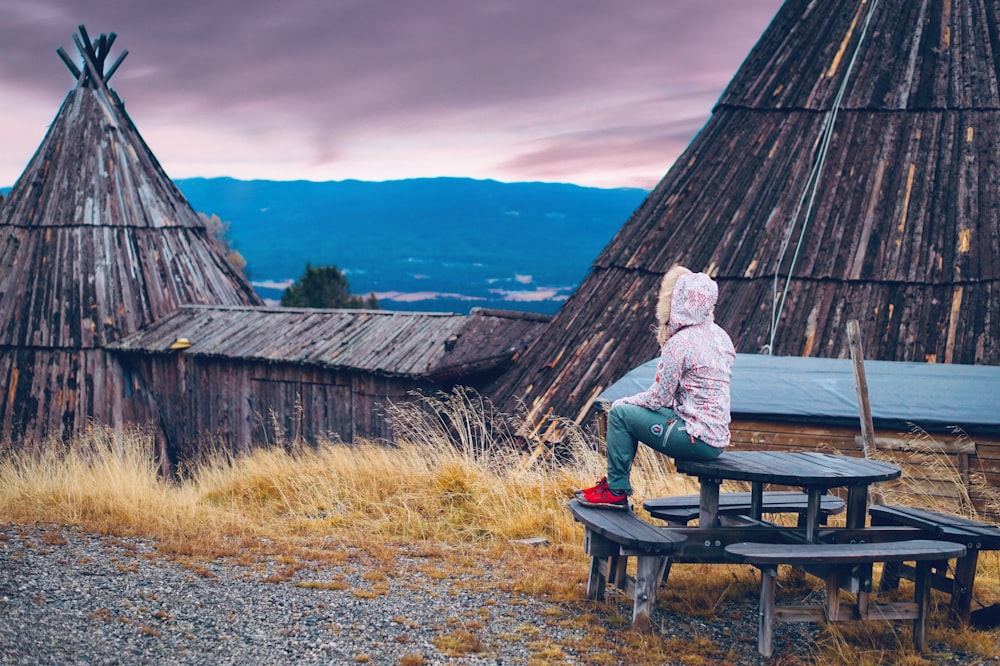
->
[[660, 557, 674, 587], [845, 485, 869, 529], [699, 479, 721, 527], [878, 560, 902, 593], [826, 573, 842, 621], [613, 554, 628, 590], [632, 555, 668, 632], [758, 564, 778, 658], [950, 550, 980, 624], [913, 561, 932, 651], [842, 485, 874, 591], [750, 482, 763, 520], [870, 511, 903, 593], [854, 564, 873, 620], [805, 488, 822, 542], [583, 528, 616, 600], [587, 555, 607, 600]]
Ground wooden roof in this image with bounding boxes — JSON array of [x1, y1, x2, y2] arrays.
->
[[0, 28, 262, 351], [109, 305, 549, 380], [490, 0, 1000, 431]]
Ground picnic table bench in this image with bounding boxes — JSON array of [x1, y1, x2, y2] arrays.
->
[[643, 490, 845, 526], [726, 539, 967, 657], [569, 499, 687, 631], [869, 504, 1000, 623]]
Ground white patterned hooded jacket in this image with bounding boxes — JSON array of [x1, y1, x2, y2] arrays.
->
[[614, 272, 736, 448]]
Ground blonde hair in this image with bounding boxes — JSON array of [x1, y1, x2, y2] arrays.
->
[[655, 265, 692, 346]]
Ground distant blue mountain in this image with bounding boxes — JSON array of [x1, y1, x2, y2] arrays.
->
[[2, 178, 648, 314], [174, 177, 648, 314]]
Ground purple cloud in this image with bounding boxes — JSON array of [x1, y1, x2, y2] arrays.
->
[[0, 0, 782, 187]]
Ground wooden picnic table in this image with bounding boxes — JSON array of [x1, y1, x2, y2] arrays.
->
[[572, 449, 995, 649], [672, 450, 902, 542]]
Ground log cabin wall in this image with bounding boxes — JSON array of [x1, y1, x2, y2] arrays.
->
[[118, 352, 450, 466], [108, 305, 548, 465], [729, 419, 1000, 523], [0, 348, 159, 445]]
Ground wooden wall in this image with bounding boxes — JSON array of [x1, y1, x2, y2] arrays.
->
[[730, 418, 1000, 524], [0, 347, 155, 445], [118, 353, 441, 469]]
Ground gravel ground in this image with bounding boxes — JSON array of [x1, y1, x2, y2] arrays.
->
[[1, 521, 995, 665]]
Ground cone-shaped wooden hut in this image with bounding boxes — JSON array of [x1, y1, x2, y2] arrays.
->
[[491, 0, 1000, 436], [0, 27, 548, 465], [0, 27, 262, 443]]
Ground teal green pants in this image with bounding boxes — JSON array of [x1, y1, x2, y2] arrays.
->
[[606, 403, 722, 494]]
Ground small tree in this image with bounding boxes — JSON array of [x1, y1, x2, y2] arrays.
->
[[281, 263, 379, 309], [199, 212, 248, 276]]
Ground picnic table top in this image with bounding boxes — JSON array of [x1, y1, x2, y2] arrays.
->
[[673, 450, 901, 488]]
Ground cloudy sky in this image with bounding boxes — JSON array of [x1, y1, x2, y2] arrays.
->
[[0, 1, 783, 189]]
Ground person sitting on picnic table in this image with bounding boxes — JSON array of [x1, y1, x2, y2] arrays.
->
[[576, 266, 736, 509]]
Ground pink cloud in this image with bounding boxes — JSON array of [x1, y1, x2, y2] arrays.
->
[[0, 0, 783, 188]]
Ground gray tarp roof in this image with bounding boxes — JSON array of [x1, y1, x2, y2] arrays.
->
[[598, 354, 1000, 432]]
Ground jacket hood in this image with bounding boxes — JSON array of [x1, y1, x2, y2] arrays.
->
[[667, 272, 718, 336], [655, 265, 692, 346]]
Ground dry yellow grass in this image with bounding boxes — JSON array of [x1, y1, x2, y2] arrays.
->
[[0, 388, 997, 664]]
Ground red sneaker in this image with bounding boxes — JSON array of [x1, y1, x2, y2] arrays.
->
[[577, 484, 628, 509], [575, 477, 608, 499]]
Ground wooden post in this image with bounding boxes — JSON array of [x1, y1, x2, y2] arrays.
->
[[758, 565, 778, 657], [587, 556, 606, 600], [847, 320, 876, 459], [583, 529, 616, 600], [56, 47, 82, 79], [805, 488, 821, 542], [632, 555, 668, 632], [913, 561, 932, 651], [613, 554, 628, 590], [950, 550, 981, 623], [825, 573, 842, 621]]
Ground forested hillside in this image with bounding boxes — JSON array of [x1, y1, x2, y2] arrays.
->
[[175, 177, 647, 313]]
